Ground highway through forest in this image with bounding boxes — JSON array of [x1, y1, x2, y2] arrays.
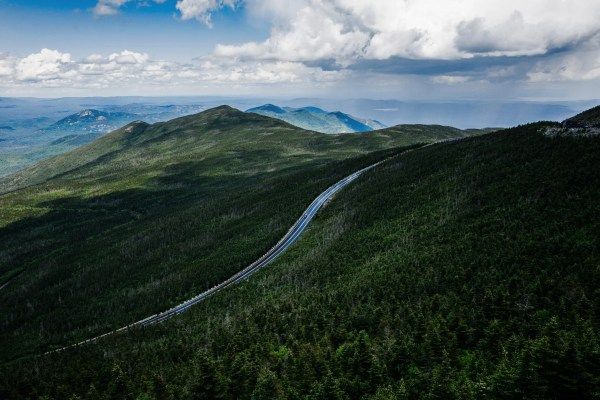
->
[[49, 140, 463, 353]]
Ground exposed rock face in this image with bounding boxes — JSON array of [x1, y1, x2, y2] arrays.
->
[[545, 126, 600, 137], [545, 105, 600, 137]]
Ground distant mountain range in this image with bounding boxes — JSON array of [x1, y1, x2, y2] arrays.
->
[[246, 104, 386, 133], [43, 109, 137, 135], [0, 104, 209, 176]]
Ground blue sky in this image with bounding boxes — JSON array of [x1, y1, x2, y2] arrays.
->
[[0, 0, 266, 60], [1, 0, 599, 100]]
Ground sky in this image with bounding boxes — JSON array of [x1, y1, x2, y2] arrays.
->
[[1, 0, 600, 100]]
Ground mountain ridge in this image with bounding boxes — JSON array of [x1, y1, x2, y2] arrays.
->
[[0, 104, 487, 366], [0, 106, 479, 195], [247, 104, 386, 133]]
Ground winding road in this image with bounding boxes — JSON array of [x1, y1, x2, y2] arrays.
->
[[49, 141, 460, 354], [49, 156, 387, 353]]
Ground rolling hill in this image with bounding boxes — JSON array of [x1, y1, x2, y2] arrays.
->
[[247, 104, 386, 133], [0, 107, 598, 398]]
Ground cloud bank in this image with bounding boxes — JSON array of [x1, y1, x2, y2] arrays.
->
[[216, 0, 600, 71], [0, 48, 342, 94]]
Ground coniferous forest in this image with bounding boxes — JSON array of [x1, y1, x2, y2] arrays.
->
[[1, 114, 599, 398]]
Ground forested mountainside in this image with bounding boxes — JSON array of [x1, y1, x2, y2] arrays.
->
[[1, 113, 598, 398], [0, 106, 480, 364]]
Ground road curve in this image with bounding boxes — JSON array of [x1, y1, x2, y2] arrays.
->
[[47, 156, 388, 354], [48, 140, 465, 354]]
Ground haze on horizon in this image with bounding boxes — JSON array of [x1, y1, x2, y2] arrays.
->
[[1, 0, 599, 101]]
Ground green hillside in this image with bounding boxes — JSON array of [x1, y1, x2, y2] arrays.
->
[[0, 106, 477, 362], [0, 107, 471, 196], [1, 120, 598, 399]]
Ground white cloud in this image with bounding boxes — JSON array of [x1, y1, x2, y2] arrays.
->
[[431, 75, 471, 85], [215, 2, 370, 65], [15, 49, 72, 82], [93, 0, 128, 15], [199, 59, 344, 83], [93, 0, 237, 25], [108, 50, 149, 64], [0, 48, 343, 92], [92, 0, 164, 16], [0, 54, 14, 77], [528, 47, 600, 82], [89, 0, 600, 82], [176, 0, 237, 26], [220, 0, 600, 63], [4, 1, 600, 95]]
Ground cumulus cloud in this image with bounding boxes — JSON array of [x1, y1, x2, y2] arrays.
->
[[15, 49, 72, 82], [108, 50, 149, 64], [176, 0, 237, 25], [88, 0, 600, 83], [0, 54, 14, 77], [5, 0, 600, 95], [215, 2, 370, 65], [219, 0, 600, 63], [0, 48, 343, 92], [93, 0, 234, 25], [93, 0, 164, 16], [93, 0, 128, 15]]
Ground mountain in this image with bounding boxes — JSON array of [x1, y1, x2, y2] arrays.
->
[[0, 106, 483, 362], [0, 107, 209, 178], [0, 110, 137, 178], [43, 109, 137, 136], [247, 104, 386, 133], [0, 109, 475, 195], [1, 106, 598, 398], [98, 103, 206, 123], [248, 103, 286, 114]]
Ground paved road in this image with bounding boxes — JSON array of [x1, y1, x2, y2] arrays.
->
[[49, 139, 466, 353], [48, 157, 388, 353]]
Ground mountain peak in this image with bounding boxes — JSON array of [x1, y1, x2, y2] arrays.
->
[[294, 106, 326, 114], [211, 105, 237, 112], [247, 104, 286, 114], [245, 104, 385, 133], [78, 109, 100, 117], [195, 105, 245, 119]]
